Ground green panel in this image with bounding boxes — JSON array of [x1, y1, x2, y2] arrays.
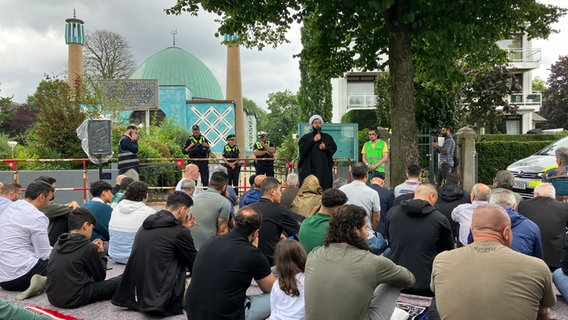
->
[[298, 123, 359, 161]]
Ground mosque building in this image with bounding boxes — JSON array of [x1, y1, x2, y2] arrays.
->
[[66, 13, 256, 154]]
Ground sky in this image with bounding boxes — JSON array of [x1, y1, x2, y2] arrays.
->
[[0, 0, 566, 108]]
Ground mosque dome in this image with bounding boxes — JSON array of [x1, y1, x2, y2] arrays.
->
[[130, 46, 223, 100]]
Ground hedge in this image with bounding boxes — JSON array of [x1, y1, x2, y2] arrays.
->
[[480, 133, 568, 142], [476, 141, 553, 184]]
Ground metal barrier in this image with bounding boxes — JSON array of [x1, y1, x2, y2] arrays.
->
[[1, 156, 356, 203]]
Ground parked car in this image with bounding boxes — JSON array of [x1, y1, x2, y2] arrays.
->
[[507, 136, 568, 198]]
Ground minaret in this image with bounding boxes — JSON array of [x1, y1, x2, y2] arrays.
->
[[65, 10, 84, 87], [225, 34, 245, 153]]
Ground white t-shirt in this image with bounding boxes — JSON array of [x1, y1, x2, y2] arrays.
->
[[270, 273, 305, 320]]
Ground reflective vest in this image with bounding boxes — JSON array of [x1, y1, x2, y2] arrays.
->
[[364, 139, 386, 172], [223, 145, 240, 158]]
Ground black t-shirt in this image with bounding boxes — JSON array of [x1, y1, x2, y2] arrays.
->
[[185, 230, 271, 320], [251, 198, 301, 265]]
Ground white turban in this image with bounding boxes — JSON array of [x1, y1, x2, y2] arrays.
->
[[309, 115, 323, 125]]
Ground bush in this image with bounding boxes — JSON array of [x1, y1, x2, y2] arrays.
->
[[479, 133, 568, 142], [477, 141, 552, 184]]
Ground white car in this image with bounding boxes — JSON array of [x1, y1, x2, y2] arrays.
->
[[507, 136, 568, 197]]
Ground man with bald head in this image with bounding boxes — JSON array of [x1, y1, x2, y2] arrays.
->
[[432, 204, 556, 320], [451, 183, 491, 246], [240, 174, 266, 207], [518, 183, 568, 269], [386, 183, 453, 296], [175, 164, 200, 195]]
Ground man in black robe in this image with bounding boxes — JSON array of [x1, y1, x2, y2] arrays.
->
[[298, 115, 337, 189]]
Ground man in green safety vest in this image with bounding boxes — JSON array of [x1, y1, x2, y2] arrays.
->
[[362, 127, 389, 181]]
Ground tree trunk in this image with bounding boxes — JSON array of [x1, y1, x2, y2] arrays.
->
[[386, 3, 419, 186]]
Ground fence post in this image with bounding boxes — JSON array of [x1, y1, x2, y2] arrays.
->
[[457, 127, 477, 192]]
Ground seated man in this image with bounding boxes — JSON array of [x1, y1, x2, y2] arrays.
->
[[81, 181, 114, 243], [393, 164, 421, 198], [241, 174, 266, 207], [112, 192, 197, 316], [185, 206, 275, 319], [451, 183, 491, 246], [190, 171, 232, 250], [299, 188, 347, 253], [305, 205, 415, 320], [108, 181, 156, 264], [179, 178, 196, 197], [386, 183, 453, 296], [251, 177, 301, 265], [544, 147, 568, 200], [36, 176, 80, 245], [0, 181, 54, 292], [0, 182, 22, 214], [432, 204, 555, 319], [46, 208, 120, 308], [111, 176, 134, 209], [478, 189, 543, 258], [281, 173, 300, 208]]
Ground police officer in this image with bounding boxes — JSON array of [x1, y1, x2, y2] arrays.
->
[[222, 134, 241, 194], [253, 131, 276, 177], [183, 124, 210, 187]]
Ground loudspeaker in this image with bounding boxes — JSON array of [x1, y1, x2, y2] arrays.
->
[[87, 120, 113, 156]]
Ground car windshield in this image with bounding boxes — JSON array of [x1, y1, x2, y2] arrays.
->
[[535, 137, 568, 155]]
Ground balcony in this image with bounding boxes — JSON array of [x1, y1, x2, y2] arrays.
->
[[509, 92, 542, 112], [506, 49, 541, 69], [347, 94, 377, 110]]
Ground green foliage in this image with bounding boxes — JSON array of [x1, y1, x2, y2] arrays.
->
[[532, 77, 546, 93], [263, 90, 299, 147], [458, 66, 522, 132], [297, 23, 332, 123], [166, 0, 565, 186], [375, 73, 391, 128], [357, 128, 369, 159], [27, 78, 88, 161], [276, 133, 298, 162], [480, 133, 568, 142], [540, 56, 568, 129], [341, 110, 378, 130], [0, 92, 15, 125], [477, 141, 552, 184], [0, 133, 13, 159]]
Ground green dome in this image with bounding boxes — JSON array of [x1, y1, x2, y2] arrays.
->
[[130, 46, 223, 100]]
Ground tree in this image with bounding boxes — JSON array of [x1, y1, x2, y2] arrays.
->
[[27, 77, 88, 159], [297, 23, 332, 123], [532, 77, 547, 93], [264, 90, 299, 147], [84, 30, 137, 80], [0, 103, 38, 140], [458, 66, 522, 132], [167, 0, 565, 184], [540, 56, 568, 129], [0, 88, 15, 124]]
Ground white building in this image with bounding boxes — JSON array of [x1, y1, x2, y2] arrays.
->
[[331, 35, 542, 133], [497, 33, 542, 134]]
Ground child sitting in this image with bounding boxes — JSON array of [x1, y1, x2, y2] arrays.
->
[[270, 239, 307, 320]]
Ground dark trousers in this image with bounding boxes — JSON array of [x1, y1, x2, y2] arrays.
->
[[255, 163, 274, 177], [87, 276, 122, 306], [437, 163, 452, 186], [225, 164, 241, 194], [49, 215, 69, 246], [189, 158, 209, 187], [0, 259, 48, 291]]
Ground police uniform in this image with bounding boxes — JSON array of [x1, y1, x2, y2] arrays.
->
[[253, 134, 275, 177], [222, 134, 241, 193], [183, 126, 210, 187]]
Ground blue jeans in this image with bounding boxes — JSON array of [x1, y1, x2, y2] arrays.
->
[[245, 293, 271, 320], [553, 269, 568, 301], [368, 232, 388, 255]]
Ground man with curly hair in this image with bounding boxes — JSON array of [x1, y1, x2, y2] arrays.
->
[[305, 204, 415, 320]]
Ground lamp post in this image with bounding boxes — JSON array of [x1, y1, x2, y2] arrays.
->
[[7, 141, 17, 158]]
